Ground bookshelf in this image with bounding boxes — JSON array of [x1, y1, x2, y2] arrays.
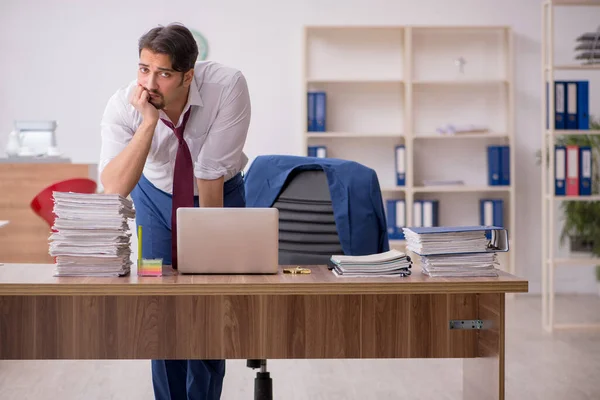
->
[[541, 0, 600, 332], [302, 25, 516, 273]]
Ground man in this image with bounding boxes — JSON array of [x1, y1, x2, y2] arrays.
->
[[99, 23, 251, 400]]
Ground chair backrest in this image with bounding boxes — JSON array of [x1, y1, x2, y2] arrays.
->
[[272, 169, 343, 265], [30, 178, 97, 227]]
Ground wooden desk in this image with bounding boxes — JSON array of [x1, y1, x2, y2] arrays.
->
[[0, 163, 96, 263], [0, 263, 527, 400]]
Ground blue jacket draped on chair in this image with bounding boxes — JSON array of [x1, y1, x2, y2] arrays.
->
[[244, 155, 390, 256]]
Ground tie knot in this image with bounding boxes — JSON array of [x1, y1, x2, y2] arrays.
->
[[160, 108, 192, 142]]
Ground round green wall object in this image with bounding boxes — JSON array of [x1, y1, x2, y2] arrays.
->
[[190, 29, 209, 61]]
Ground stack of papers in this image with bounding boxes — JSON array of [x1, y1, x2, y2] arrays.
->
[[403, 226, 508, 277], [420, 253, 499, 277], [403, 229, 490, 255], [330, 249, 412, 277], [48, 192, 135, 277]]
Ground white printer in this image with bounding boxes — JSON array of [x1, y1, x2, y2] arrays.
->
[[6, 120, 63, 159]]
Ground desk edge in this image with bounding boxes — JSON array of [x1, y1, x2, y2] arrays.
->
[[0, 281, 529, 296]]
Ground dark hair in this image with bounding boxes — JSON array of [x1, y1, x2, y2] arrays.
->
[[138, 23, 199, 72]]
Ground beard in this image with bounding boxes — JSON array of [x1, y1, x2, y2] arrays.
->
[[145, 75, 185, 110], [148, 92, 165, 110]]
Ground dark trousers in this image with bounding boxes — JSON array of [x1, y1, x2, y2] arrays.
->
[[131, 173, 246, 400]]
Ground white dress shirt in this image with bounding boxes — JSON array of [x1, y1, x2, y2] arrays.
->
[[99, 61, 251, 195]]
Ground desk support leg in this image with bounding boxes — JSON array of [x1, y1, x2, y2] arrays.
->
[[463, 293, 505, 400]]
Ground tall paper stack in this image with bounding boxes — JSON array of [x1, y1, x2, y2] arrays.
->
[[49, 192, 135, 277], [403, 226, 508, 277]]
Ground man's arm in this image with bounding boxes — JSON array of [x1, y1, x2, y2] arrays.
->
[[196, 176, 224, 207], [100, 85, 159, 197], [194, 71, 251, 204], [101, 120, 156, 197]]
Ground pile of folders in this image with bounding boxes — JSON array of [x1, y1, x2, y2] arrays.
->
[[329, 249, 412, 277], [403, 225, 509, 277]]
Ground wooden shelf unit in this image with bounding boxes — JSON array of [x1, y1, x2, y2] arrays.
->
[[302, 25, 515, 274], [541, 0, 600, 332]]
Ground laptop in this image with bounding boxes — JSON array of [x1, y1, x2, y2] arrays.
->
[[176, 207, 279, 274]]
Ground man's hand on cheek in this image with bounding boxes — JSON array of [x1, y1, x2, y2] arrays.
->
[[130, 84, 159, 125]]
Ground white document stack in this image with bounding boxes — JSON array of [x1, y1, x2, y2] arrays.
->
[[330, 249, 412, 277], [418, 253, 499, 277], [49, 192, 135, 277], [403, 227, 501, 277]]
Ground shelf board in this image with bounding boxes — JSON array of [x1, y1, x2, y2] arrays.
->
[[548, 258, 600, 266], [305, 25, 405, 30], [412, 79, 508, 85], [547, 64, 600, 70], [381, 187, 406, 192], [413, 185, 511, 193], [549, 0, 600, 6], [552, 323, 600, 330], [549, 194, 600, 201], [307, 132, 403, 139], [389, 239, 406, 246], [414, 133, 509, 140], [307, 78, 403, 84], [411, 25, 510, 31], [547, 130, 600, 136]]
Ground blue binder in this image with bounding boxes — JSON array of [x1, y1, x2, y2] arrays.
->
[[579, 146, 592, 195], [395, 145, 406, 186], [555, 145, 566, 195], [493, 199, 504, 228], [500, 146, 510, 185], [555, 81, 566, 129], [307, 146, 327, 158], [566, 81, 578, 130], [307, 92, 316, 132], [314, 91, 326, 132], [480, 199, 493, 227], [577, 81, 589, 130], [487, 146, 501, 186], [386, 199, 397, 237], [546, 81, 566, 130], [386, 199, 405, 240], [479, 199, 503, 239], [421, 200, 439, 227], [413, 200, 423, 227]]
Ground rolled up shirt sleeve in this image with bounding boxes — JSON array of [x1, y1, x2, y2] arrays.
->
[[194, 72, 251, 181], [98, 89, 134, 177]]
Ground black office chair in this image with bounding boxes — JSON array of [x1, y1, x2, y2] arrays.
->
[[246, 169, 343, 400]]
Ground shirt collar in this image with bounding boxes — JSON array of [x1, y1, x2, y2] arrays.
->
[[156, 75, 203, 125], [187, 76, 203, 107]]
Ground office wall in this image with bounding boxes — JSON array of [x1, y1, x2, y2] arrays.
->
[[1, 0, 599, 293]]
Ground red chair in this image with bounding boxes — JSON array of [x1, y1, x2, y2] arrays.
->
[[31, 178, 98, 228]]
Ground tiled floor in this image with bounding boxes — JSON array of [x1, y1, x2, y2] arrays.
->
[[0, 294, 599, 399]]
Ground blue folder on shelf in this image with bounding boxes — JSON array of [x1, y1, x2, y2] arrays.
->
[[479, 199, 504, 239], [314, 91, 326, 132], [307, 92, 316, 132], [577, 81, 589, 130], [386, 199, 405, 240], [546, 81, 566, 130], [566, 81, 578, 130], [487, 145, 501, 185], [307, 145, 327, 158], [579, 145, 592, 195], [555, 145, 566, 195]]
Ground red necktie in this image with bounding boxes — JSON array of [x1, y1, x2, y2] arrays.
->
[[160, 107, 193, 269]]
